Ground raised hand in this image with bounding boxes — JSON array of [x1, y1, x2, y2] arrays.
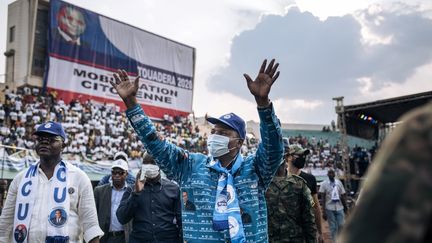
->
[[110, 69, 140, 109], [135, 170, 145, 193], [243, 59, 280, 107]]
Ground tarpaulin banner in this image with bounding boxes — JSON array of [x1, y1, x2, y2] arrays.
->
[[47, 0, 195, 118]]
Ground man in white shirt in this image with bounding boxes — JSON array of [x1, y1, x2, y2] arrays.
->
[[319, 169, 347, 242], [0, 106, 6, 124], [15, 99, 22, 112], [0, 122, 103, 243], [0, 126, 10, 137], [32, 115, 41, 125], [19, 111, 27, 124], [9, 111, 18, 125]]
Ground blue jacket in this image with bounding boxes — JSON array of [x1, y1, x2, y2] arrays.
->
[[126, 104, 283, 243]]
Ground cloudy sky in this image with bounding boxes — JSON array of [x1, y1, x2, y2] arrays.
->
[[1, 0, 432, 124]]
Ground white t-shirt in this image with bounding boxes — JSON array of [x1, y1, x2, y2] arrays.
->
[[79, 145, 87, 153], [0, 126, 10, 136], [15, 100, 22, 111], [40, 109, 48, 118], [19, 112, 27, 122], [26, 109, 33, 117], [24, 140, 35, 149], [10, 111, 18, 121], [16, 127, 25, 137], [319, 178, 346, 211], [33, 115, 41, 124]]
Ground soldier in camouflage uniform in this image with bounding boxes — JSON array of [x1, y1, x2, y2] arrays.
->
[[338, 102, 432, 243], [266, 144, 317, 243]]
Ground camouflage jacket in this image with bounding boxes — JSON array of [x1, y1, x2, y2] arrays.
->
[[339, 102, 432, 243], [266, 174, 317, 243]]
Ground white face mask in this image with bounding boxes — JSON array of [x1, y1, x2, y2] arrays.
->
[[207, 134, 238, 158], [141, 164, 160, 179]]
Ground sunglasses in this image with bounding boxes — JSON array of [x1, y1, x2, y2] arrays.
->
[[36, 136, 63, 143], [111, 170, 126, 176]]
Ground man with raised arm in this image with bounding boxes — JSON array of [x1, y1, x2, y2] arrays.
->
[[110, 59, 284, 243]]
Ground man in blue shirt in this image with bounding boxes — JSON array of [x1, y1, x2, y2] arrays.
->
[[110, 59, 283, 243], [94, 159, 132, 243]]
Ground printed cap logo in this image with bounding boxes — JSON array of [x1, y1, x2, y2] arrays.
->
[[223, 114, 232, 119], [44, 123, 52, 128]]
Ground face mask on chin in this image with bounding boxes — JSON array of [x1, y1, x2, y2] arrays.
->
[[207, 134, 239, 158]]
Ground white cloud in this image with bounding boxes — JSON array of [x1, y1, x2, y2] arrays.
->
[[209, 2, 432, 123], [66, 0, 293, 120], [273, 98, 324, 123], [1, 0, 432, 124], [296, 0, 382, 20], [354, 61, 432, 103]]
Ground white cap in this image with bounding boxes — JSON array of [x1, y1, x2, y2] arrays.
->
[[111, 159, 128, 171], [114, 151, 129, 162]]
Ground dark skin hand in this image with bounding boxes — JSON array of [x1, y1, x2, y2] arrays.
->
[[321, 192, 327, 221], [134, 170, 146, 193], [134, 170, 161, 193], [110, 58, 280, 109], [111, 69, 140, 109], [243, 58, 280, 107], [110, 59, 280, 168], [89, 238, 100, 243]]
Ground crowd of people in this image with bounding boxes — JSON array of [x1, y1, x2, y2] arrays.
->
[[0, 84, 372, 243], [0, 87, 262, 163], [0, 58, 430, 243], [0, 86, 370, 178], [0, 88, 196, 160], [285, 135, 375, 177]]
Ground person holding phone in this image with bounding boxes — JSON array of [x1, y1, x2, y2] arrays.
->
[[116, 152, 182, 243]]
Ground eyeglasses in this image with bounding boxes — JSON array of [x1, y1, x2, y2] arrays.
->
[[111, 170, 126, 176], [36, 136, 63, 143]]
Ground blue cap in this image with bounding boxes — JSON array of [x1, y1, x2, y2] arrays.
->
[[34, 122, 66, 140], [207, 113, 246, 140]]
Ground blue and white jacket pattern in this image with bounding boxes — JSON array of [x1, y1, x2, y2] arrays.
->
[[126, 104, 283, 243]]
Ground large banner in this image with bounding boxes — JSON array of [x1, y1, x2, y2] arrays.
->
[[46, 0, 195, 118]]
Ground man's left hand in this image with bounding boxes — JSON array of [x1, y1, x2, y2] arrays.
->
[[243, 59, 280, 107]]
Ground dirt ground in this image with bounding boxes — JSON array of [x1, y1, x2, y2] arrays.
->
[[322, 218, 333, 243]]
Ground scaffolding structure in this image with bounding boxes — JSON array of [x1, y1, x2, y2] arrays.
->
[[333, 96, 351, 193]]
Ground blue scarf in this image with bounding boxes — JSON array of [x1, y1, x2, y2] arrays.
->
[[209, 154, 246, 243]]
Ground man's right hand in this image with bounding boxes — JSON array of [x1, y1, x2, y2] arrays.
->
[[135, 170, 145, 193], [110, 69, 140, 109]]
